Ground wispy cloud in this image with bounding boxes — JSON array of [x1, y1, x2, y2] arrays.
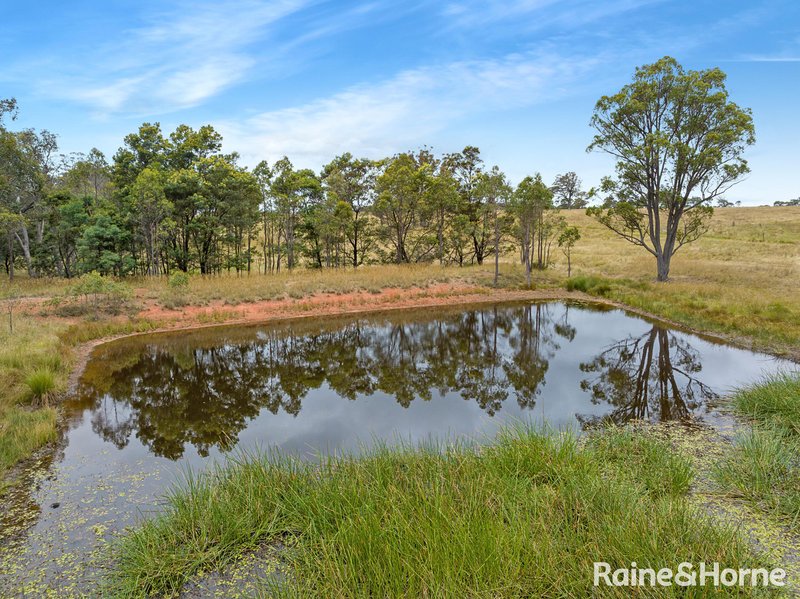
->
[[40, 0, 310, 115], [735, 55, 800, 62], [439, 0, 664, 31], [219, 50, 601, 168]]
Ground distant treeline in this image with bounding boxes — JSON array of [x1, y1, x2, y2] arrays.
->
[[1, 99, 585, 280]]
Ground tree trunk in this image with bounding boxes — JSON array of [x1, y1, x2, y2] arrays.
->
[[7, 236, 14, 281], [14, 226, 34, 278], [493, 204, 500, 287], [656, 252, 671, 282]]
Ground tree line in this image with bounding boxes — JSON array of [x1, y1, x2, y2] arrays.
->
[[0, 101, 585, 282], [2, 56, 759, 284]]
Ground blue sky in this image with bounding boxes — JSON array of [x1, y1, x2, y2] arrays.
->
[[2, 0, 799, 203]]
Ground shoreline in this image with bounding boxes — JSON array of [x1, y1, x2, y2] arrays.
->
[[66, 284, 799, 395]]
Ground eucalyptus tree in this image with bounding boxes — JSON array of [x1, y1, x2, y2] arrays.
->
[[587, 56, 755, 281], [270, 158, 322, 270], [423, 162, 460, 266], [167, 124, 222, 170], [42, 192, 90, 277], [551, 172, 587, 209], [112, 123, 169, 272], [443, 146, 489, 264], [60, 149, 112, 201], [300, 191, 348, 268], [321, 153, 377, 268], [253, 160, 278, 273], [374, 152, 441, 264], [221, 165, 262, 274], [163, 168, 202, 272], [511, 174, 554, 286], [0, 101, 58, 278], [475, 167, 512, 285], [557, 226, 580, 277], [189, 156, 261, 274], [131, 167, 169, 276], [112, 123, 169, 190]]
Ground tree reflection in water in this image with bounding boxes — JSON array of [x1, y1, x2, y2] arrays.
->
[[79, 305, 570, 460], [77, 305, 722, 460], [578, 325, 718, 427]]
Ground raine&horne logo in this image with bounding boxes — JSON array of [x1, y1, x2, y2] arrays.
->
[[593, 562, 787, 588]]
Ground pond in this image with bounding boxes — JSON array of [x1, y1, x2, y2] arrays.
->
[[1, 301, 794, 594]]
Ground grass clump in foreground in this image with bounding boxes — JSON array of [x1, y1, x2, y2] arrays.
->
[[714, 373, 800, 527], [24, 368, 56, 404], [0, 315, 65, 483], [109, 426, 766, 598]]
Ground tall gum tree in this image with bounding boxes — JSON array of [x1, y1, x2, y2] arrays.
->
[[587, 56, 755, 281]]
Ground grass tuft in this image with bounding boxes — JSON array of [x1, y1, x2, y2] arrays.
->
[[731, 372, 800, 436], [25, 368, 56, 402], [714, 428, 800, 524], [107, 426, 762, 598], [565, 275, 612, 296], [714, 373, 800, 528]]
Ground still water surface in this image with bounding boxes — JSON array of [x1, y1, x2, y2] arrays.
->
[[1, 301, 794, 594]]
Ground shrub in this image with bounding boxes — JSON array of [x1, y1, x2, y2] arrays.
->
[[168, 272, 190, 290], [65, 273, 133, 316]]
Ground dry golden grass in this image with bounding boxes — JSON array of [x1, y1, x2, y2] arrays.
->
[[557, 206, 800, 357]]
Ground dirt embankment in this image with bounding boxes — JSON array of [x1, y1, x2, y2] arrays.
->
[[65, 285, 587, 391], [56, 281, 796, 394]]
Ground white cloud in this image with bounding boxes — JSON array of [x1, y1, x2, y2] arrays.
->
[[736, 55, 800, 62], [219, 51, 600, 169], [51, 0, 309, 115]]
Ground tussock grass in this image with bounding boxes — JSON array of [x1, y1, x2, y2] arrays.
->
[[731, 373, 800, 437], [714, 374, 800, 528], [564, 274, 612, 296], [0, 315, 69, 479], [0, 407, 57, 477], [714, 428, 800, 525], [0, 405, 57, 492], [24, 368, 56, 404], [108, 426, 762, 598]]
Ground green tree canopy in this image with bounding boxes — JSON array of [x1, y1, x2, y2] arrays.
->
[[587, 56, 755, 281]]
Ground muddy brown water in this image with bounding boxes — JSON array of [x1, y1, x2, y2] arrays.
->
[[1, 301, 795, 595]]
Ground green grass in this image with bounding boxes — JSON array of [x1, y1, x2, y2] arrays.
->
[[714, 373, 800, 529], [108, 426, 764, 598], [57, 318, 161, 346], [0, 315, 70, 484], [0, 406, 58, 479], [714, 429, 800, 527], [730, 373, 800, 437], [24, 368, 56, 402], [564, 274, 613, 296]]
